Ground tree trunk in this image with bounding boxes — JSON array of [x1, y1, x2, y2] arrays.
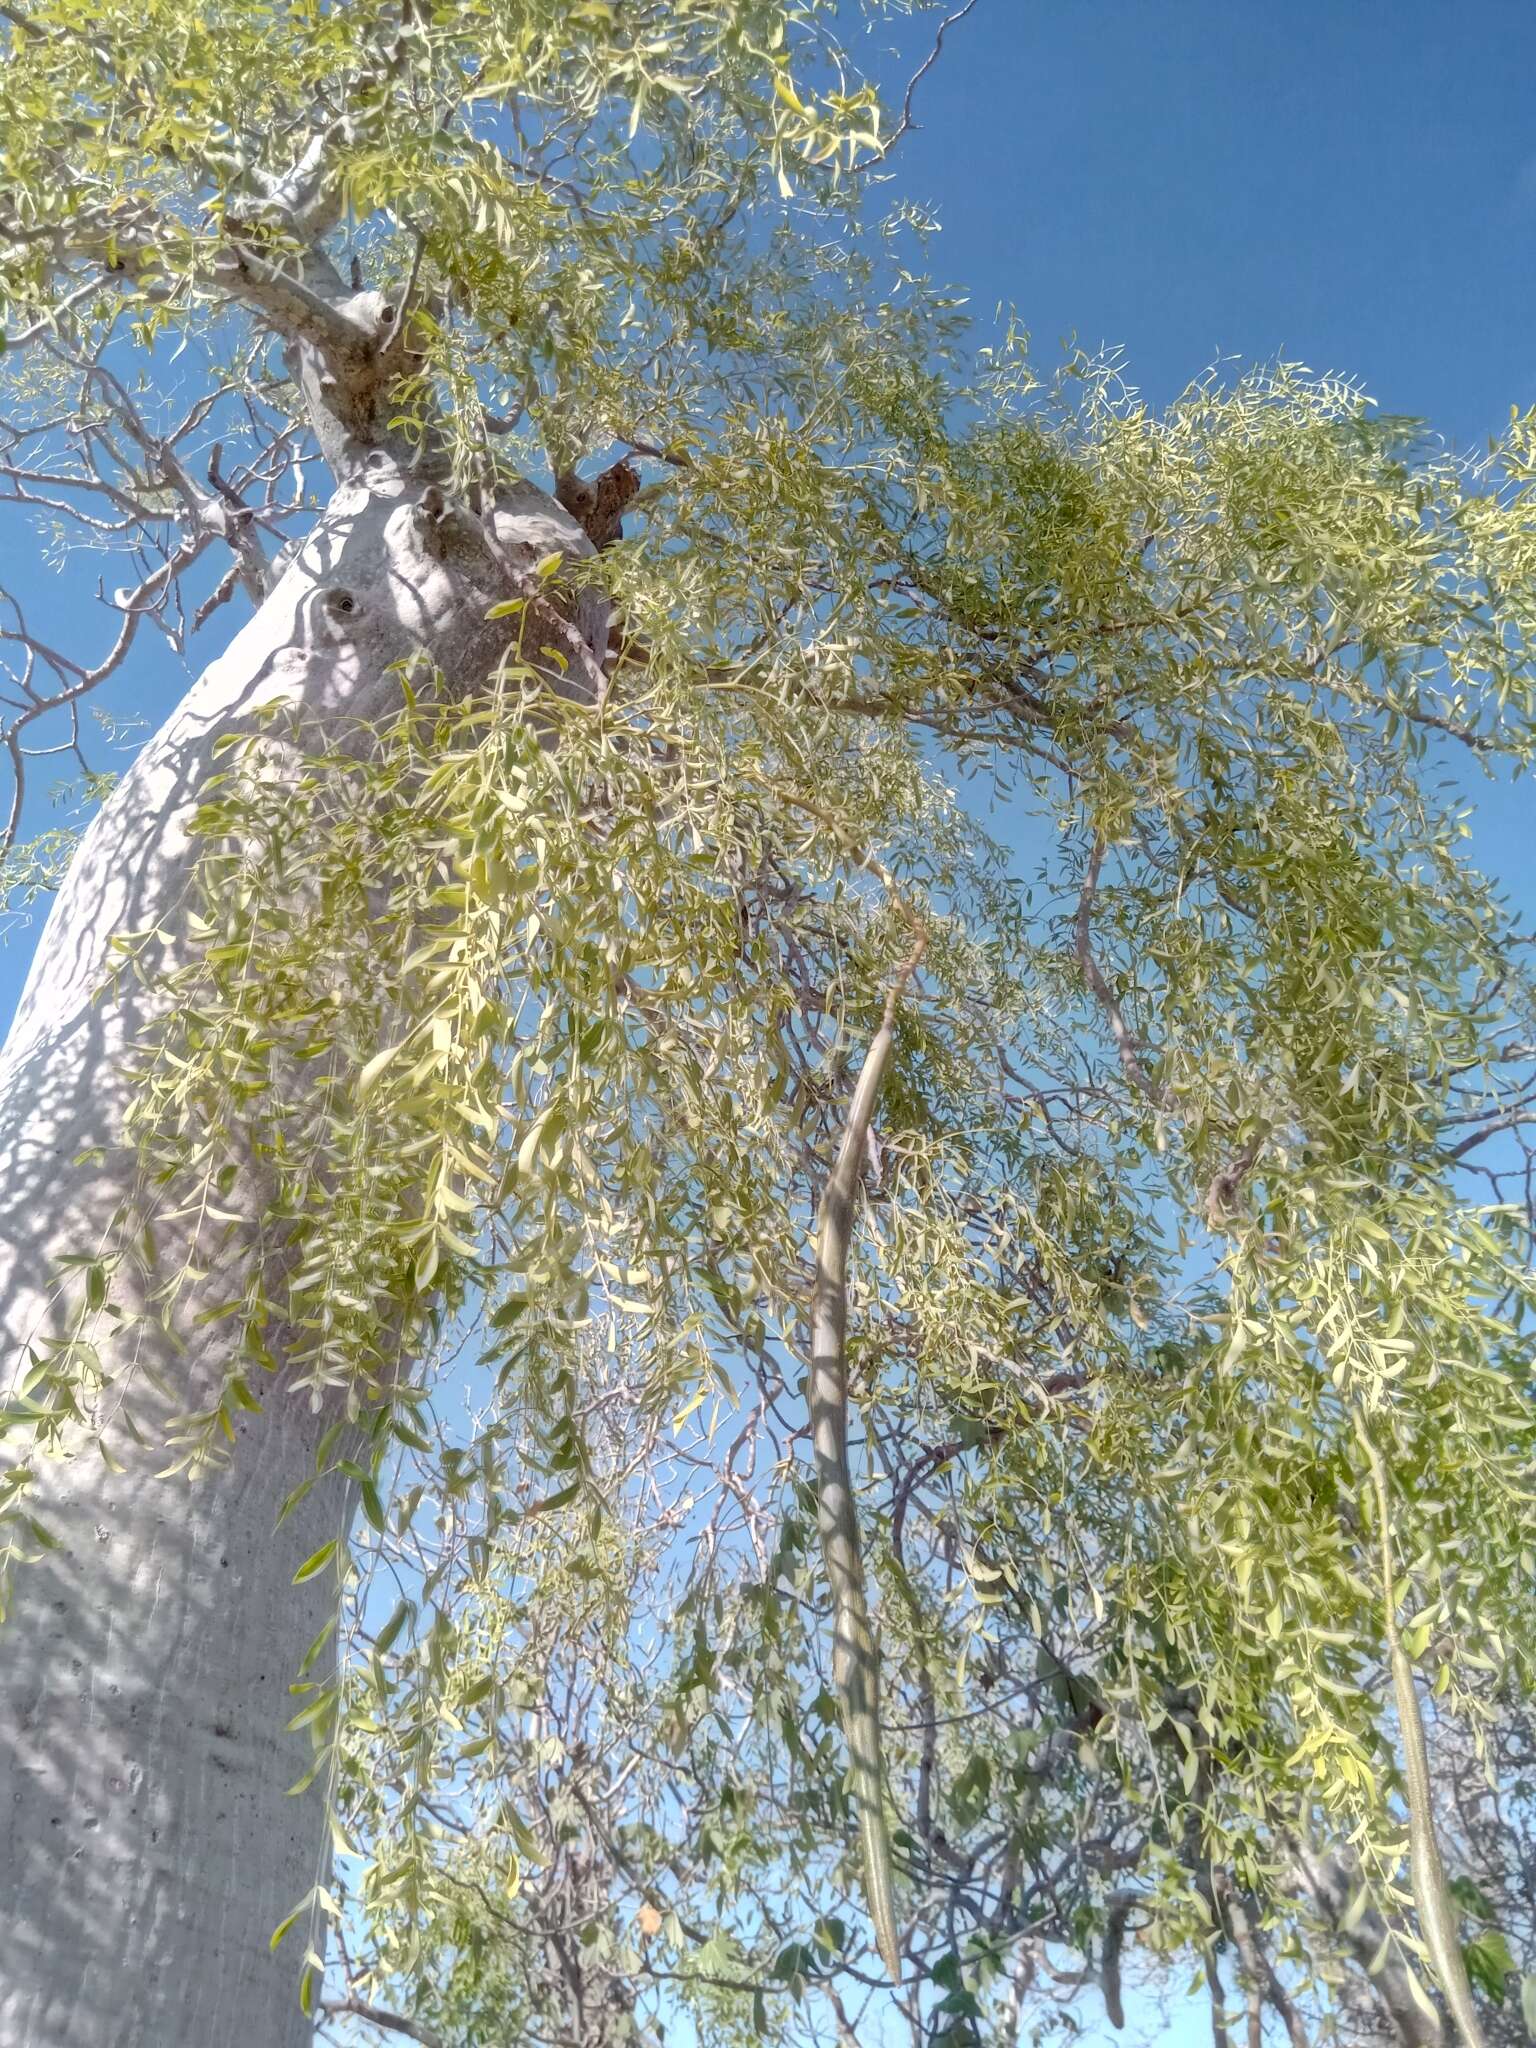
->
[[0, 457, 601, 2048]]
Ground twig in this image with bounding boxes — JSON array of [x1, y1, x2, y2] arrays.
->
[[5, 275, 103, 347], [621, 436, 693, 469], [856, 0, 984, 170]]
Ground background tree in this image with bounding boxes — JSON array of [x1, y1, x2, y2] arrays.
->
[[3, 6, 1536, 2048]]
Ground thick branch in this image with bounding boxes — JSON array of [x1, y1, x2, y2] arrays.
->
[[1214, 1868, 1309, 2048]]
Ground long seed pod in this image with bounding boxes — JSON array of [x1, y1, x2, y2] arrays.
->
[[1360, 1422, 1486, 2048], [809, 941, 923, 1985]]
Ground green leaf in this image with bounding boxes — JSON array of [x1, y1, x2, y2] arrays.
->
[[284, 1685, 339, 1734], [291, 1540, 338, 1586], [268, 1894, 313, 1953], [356, 1041, 404, 1095], [373, 1598, 413, 1658], [1465, 1931, 1514, 2004], [297, 1616, 336, 1677]]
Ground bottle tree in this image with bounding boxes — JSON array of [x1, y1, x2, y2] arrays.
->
[[2, 5, 1536, 2046]]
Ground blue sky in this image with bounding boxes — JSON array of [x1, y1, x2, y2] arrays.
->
[[4, 8, 1534, 2040], [886, 0, 1536, 447]]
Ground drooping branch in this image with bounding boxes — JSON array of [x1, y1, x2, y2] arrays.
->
[[1075, 837, 1275, 1227]]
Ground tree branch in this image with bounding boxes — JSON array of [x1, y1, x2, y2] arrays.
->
[[856, 0, 984, 169], [321, 1996, 446, 2047]]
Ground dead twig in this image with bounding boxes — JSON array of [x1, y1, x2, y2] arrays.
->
[[855, 0, 984, 170]]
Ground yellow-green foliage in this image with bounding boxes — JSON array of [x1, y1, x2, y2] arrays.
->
[[4, 0, 1536, 2035]]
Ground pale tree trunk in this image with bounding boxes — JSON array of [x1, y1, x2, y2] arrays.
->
[[0, 457, 602, 2048]]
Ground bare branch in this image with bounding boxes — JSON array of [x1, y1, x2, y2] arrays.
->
[[1446, 1108, 1536, 1160], [320, 1996, 446, 2048], [856, 0, 984, 170]]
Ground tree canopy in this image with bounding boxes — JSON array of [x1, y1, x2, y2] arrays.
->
[[3, 4, 1536, 2045]]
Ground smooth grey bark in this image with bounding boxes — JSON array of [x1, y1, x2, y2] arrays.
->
[[1293, 1846, 1444, 2048], [0, 457, 602, 2048]]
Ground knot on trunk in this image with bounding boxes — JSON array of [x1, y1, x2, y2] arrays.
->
[[554, 459, 640, 549]]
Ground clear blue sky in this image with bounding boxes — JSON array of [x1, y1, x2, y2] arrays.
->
[[887, 0, 1536, 448]]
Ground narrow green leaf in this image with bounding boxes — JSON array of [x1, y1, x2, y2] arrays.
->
[[291, 1539, 338, 1586]]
